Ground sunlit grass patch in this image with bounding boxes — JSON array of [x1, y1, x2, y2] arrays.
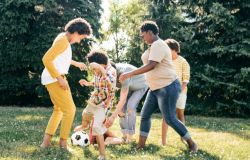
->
[[16, 145, 38, 154], [16, 115, 45, 121], [0, 106, 250, 160]]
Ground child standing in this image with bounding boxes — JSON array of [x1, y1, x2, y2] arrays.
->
[[162, 39, 191, 145], [40, 18, 92, 150], [75, 50, 116, 160]]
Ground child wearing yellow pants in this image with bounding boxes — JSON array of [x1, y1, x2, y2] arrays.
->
[[40, 18, 92, 150]]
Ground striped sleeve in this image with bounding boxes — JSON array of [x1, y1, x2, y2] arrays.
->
[[42, 36, 69, 78], [182, 59, 190, 83]]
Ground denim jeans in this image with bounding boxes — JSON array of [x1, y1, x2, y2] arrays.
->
[[119, 87, 148, 135], [140, 80, 191, 140]]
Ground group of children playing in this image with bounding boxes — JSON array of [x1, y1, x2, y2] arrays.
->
[[40, 18, 193, 160]]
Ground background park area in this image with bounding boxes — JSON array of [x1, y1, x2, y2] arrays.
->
[[0, 0, 249, 159]]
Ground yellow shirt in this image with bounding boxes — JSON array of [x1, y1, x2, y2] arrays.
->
[[41, 33, 72, 85], [141, 39, 177, 91], [173, 56, 190, 93]]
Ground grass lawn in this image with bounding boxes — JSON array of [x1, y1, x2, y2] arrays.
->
[[0, 106, 249, 160]]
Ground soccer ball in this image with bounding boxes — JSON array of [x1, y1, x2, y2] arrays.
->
[[71, 131, 90, 147]]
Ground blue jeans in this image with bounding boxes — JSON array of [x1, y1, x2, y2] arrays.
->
[[119, 87, 148, 135], [140, 80, 191, 140]]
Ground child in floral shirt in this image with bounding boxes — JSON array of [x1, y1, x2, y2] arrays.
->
[[75, 50, 116, 160]]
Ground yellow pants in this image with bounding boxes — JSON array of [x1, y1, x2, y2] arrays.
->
[[45, 81, 76, 139]]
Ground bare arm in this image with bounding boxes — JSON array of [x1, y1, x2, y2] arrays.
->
[[105, 88, 129, 128], [119, 60, 158, 82], [111, 88, 129, 118], [89, 62, 106, 75], [79, 79, 94, 87], [182, 60, 190, 91], [42, 37, 69, 90], [71, 60, 87, 71]]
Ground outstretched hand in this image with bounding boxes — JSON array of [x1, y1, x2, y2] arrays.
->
[[79, 79, 89, 86], [104, 116, 115, 128], [119, 72, 131, 82], [78, 62, 87, 71]]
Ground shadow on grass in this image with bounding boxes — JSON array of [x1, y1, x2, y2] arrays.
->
[[0, 145, 74, 160], [152, 114, 250, 140], [31, 146, 73, 160], [107, 142, 220, 159], [107, 142, 161, 156], [83, 146, 97, 159]]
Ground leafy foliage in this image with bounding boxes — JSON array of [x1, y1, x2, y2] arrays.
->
[[1, 0, 249, 117], [0, 0, 102, 106], [101, 0, 148, 66], [107, 0, 250, 117], [179, 0, 250, 117]]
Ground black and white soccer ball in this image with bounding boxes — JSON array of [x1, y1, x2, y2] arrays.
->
[[71, 131, 90, 147]]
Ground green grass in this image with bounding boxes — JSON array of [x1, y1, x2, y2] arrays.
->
[[0, 106, 250, 160]]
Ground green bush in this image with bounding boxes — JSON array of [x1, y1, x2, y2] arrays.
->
[[0, 0, 102, 107], [146, 0, 250, 117]]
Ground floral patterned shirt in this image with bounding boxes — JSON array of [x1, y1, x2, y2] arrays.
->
[[89, 65, 116, 108]]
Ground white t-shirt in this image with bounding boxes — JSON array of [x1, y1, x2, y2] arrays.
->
[[141, 39, 177, 90]]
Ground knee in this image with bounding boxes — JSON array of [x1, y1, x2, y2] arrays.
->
[[53, 109, 63, 116], [67, 110, 75, 119], [82, 120, 90, 129], [127, 107, 136, 116], [141, 115, 150, 122], [140, 109, 152, 119], [67, 104, 76, 115], [165, 116, 176, 126]]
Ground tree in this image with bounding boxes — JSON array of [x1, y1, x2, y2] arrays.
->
[[145, 0, 250, 117], [101, 0, 148, 66], [121, 0, 149, 66], [180, 0, 250, 117], [0, 0, 102, 107]]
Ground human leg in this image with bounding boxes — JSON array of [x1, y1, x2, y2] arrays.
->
[[156, 80, 197, 152], [176, 92, 187, 124], [137, 91, 158, 149], [125, 87, 148, 142], [161, 119, 168, 146]]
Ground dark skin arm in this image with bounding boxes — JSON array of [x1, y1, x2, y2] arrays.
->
[[119, 60, 158, 82]]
